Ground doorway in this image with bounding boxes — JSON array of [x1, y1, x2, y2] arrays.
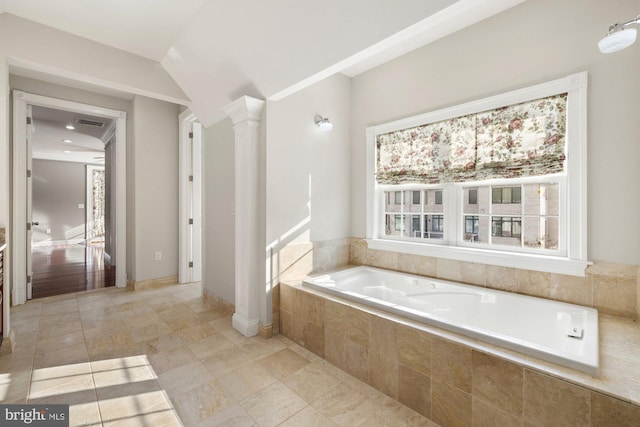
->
[[29, 106, 115, 298], [12, 91, 127, 304]]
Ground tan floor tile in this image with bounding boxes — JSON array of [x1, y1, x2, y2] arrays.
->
[[200, 346, 254, 378], [157, 360, 215, 396], [35, 330, 86, 352], [174, 321, 218, 345], [218, 361, 278, 401], [92, 355, 157, 389], [312, 382, 376, 427], [100, 391, 180, 427], [241, 336, 288, 360], [360, 394, 432, 427], [172, 378, 235, 426], [187, 333, 235, 359], [256, 348, 309, 380], [33, 343, 89, 369], [147, 345, 198, 375], [195, 403, 257, 427], [279, 405, 337, 427], [131, 321, 173, 343], [284, 362, 343, 403], [240, 382, 307, 427]]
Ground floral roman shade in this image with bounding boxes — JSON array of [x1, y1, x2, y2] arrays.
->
[[376, 93, 568, 184]]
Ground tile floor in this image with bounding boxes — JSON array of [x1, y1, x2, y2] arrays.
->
[[0, 283, 437, 426]]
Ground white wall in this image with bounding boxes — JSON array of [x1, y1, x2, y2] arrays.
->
[[32, 159, 87, 243], [266, 73, 351, 248], [203, 118, 236, 304], [350, 0, 640, 265], [132, 95, 180, 281]]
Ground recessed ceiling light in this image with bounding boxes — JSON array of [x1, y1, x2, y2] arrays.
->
[[62, 139, 72, 143], [64, 150, 72, 154], [66, 124, 75, 130]]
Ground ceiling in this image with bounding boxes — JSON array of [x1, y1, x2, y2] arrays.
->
[[0, 0, 524, 126], [31, 105, 114, 164]]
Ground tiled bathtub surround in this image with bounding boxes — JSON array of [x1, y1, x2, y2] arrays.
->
[[280, 282, 640, 426], [351, 238, 640, 320], [271, 237, 351, 334]]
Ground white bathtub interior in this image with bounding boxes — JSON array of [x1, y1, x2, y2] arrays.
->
[[302, 266, 599, 376]]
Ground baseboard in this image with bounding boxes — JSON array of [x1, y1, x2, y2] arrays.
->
[[258, 323, 273, 339], [132, 275, 178, 290], [232, 313, 259, 337]]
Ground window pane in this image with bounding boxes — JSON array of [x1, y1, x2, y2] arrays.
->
[[409, 215, 421, 238], [424, 214, 444, 239], [493, 188, 522, 215], [524, 183, 559, 216], [394, 191, 402, 204], [385, 214, 402, 237], [512, 186, 521, 203], [424, 189, 444, 213], [464, 187, 479, 214], [492, 188, 502, 203], [384, 191, 401, 212], [491, 216, 522, 247], [412, 191, 421, 205], [464, 215, 479, 242], [524, 216, 559, 249]]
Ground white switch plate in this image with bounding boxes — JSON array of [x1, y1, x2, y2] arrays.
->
[[155, 251, 162, 261], [78, 203, 84, 209]]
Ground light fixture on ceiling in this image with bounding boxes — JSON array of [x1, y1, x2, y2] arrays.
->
[[66, 124, 75, 130], [62, 139, 72, 143], [64, 150, 72, 154], [314, 114, 333, 132], [599, 15, 640, 53]]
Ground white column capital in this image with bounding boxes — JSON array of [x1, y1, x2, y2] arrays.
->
[[223, 96, 265, 126]]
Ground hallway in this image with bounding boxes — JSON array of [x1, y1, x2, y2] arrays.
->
[[31, 241, 115, 299], [1, 283, 433, 426]]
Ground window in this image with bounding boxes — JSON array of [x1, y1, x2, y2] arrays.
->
[[435, 190, 443, 205], [492, 187, 521, 204], [366, 72, 588, 276], [394, 191, 402, 204], [468, 189, 477, 205], [412, 191, 421, 204]]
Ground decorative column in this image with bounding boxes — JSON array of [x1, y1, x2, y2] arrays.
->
[[223, 96, 265, 337]]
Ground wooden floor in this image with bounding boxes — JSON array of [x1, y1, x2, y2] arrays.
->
[[31, 240, 115, 299]]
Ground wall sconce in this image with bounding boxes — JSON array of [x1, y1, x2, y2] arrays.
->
[[314, 114, 333, 132], [599, 15, 640, 53]]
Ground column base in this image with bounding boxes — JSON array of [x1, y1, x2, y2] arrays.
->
[[232, 313, 259, 337]]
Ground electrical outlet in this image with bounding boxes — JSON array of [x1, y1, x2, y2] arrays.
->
[[46, 228, 51, 234], [155, 251, 162, 261]]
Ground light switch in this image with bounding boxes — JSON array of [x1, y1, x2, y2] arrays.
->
[[78, 203, 84, 209]]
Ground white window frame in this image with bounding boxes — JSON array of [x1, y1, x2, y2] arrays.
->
[[365, 72, 589, 277]]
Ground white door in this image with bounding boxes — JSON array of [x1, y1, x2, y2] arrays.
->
[[26, 105, 33, 300], [179, 111, 202, 284]]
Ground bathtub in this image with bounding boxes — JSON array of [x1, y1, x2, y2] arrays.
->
[[302, 266, 599, 376]]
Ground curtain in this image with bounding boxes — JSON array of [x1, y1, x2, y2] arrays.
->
[[376, 93, 567, 185]]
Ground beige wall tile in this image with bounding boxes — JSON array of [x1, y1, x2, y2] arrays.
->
[[472, 351, 523, 417], [437, 258, 463, 282], [369, 351, 398, 399], [398, 364, 431, 418], [325, 324, 346, 370], [472, 397, 523, 427], [591, 391, 640, 427], [588, 262, 638, 278], [280, 310, 292, 340], [432, 338, 472, 393], [325, 300, 347, 334], [398, 253, 437, 277], [280, 284, 295, 313], [344, 339, 370, 384], [432, 380, 472, 427], [279, 242, 314, 282], [367, 248, 398, 270], [303, 322, 325, 358], [350, 238, 368, 265], [486, 266, 518, 292], [460, 262, 486, 287], [346, 309, 370, 348], [550, 273, 593, 306], [515, 270, 551, 299], [593, 274, 637, 318], [523, 370, 590, 427], [397, 323, 432, 376], [370, 316, 398, 362]]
